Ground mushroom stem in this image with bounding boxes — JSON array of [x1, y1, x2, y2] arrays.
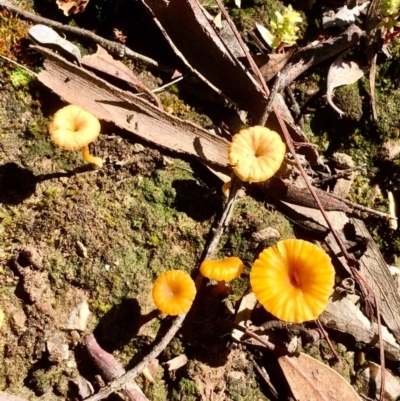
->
[[210, 280, 231, 297], [81, 146, 103, 168]]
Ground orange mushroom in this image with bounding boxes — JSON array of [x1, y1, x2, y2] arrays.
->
[[250, 239, 335, 323], [228, 126, 286, 182], [200, 257, 244, 295], [152, 270, 196, 315], [49, 104, 103, 168]]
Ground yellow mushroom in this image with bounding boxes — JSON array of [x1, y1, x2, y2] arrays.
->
[[49, 105, 103, 168], [228, 126, 286, 182], [152, 270, 196, 315], [200, 257, 244, 295], [250, 239, 335, 323]]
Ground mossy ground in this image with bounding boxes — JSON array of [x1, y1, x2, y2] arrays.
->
[[2, 0, 400, 399]]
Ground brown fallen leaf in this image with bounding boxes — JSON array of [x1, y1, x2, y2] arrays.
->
[[81, 45, 162, 109], [278, 352, 362, 401], [251, 49, 295, 83], [326, 53, 364, 117], [56, 0, 89, 16]]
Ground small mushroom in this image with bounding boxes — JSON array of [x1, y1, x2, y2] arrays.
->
[[250, 239, 335, 323], [49, 104, 103, 168], [152, 270, 196, 315], [228, 126, 286, 182], [200, 256, 244, 296]]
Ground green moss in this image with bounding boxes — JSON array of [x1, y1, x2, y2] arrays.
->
[[142, 368, 168, 401], [9, 68, 32, 89], [160, 93, 212, 127], [172, 378, 200, 401], [226, 377, 267, 401], [163, 338, 185, 360], [334, 83, 363, 121]]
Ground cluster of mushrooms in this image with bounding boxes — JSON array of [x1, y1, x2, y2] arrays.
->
[[152, 125, 335, 323], [48, 105, 335, 323]]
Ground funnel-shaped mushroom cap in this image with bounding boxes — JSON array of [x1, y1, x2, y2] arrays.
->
[[250, 239, 335, 323], [152, 270, 196, 315], [200, 257, 244, 282], [228, 126, 286, 183], [49, 105, 101, 150]]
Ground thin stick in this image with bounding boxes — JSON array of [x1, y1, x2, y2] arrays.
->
[[327, 191, 395, 220], [0, 53, 37, 76], [315, 318, 340, 361], [219, 318, 279, 352], [0, 0, 173, 73], [312, 165, 366, 185], [83, 314, 186, 401]]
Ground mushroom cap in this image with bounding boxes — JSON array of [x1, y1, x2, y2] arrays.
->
[[152, 270, 196, 315], [200, 257, 244, 282], [228, 126, 286, 183], [49, 105, 101, 150], [250, 239, 335, 323]]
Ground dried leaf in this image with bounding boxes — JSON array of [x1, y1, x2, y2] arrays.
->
[[251, 49, 295, 82], [81, 45, 161, 108], [28, 25, 81, 64], [320, 297, 400, 361], [255, 23, 275, 47], [56, 0, 89, 16], [278, 352, 362, 401], [213, 12, 222, 29], [322, 3, 369, 28], [327, 54, 364, 116]]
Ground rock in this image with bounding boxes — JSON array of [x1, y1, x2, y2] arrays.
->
[[377, 141, 400, 161], [46, 331, 70, 363], [355, 361, 400, 401], [66, 299, 90, 332], [252, 227, 280, 243]]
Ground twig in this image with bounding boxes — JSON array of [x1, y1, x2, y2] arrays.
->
[[83, 315, 186, 401], [263, 72, 281, 121], [219, 318, 280, 352], [200, 174, 242, 262], [0, 0, 174, 73], [315, 318, 340, 361], [84, 334, 149, 401], [285, 86, 305, 132], [251, 358, 279, 400], [0, 54, 37, 76], [327, 191, 395, 220], [213, 0, 269, 100], [312, 165, 366, 185]]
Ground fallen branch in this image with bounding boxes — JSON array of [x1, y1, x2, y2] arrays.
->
[[84, 334, 150, 401]]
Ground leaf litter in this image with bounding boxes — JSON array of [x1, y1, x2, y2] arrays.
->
[[1, 0, 400, 400]]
